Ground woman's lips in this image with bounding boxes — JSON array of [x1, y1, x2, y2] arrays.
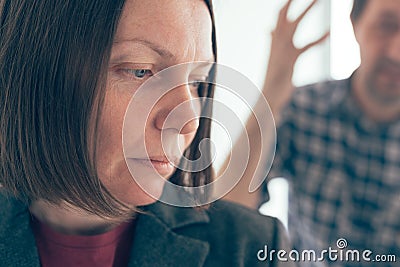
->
[[128, 158, 176, 176]]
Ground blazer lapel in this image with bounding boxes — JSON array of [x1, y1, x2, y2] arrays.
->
[[128, 202, 210, 267]]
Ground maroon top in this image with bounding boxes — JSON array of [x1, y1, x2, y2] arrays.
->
[[31, 216, 135, 267]]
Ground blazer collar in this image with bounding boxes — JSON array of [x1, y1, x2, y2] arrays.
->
[[129, 201, 210, 267], [0, 196, 41, 267], [0, 195, 210, 267]]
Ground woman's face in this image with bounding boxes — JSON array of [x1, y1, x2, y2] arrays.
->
[[96, 0, 214, 206]]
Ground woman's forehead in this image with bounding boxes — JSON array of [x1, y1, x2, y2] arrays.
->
[[113, 0, 213, 63]]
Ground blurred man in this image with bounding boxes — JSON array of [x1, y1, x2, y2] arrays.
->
[[221, 0, 400, 265]]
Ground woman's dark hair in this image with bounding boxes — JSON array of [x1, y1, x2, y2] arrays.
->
[[350, 0, 369, 22], [0, 0, 216, 218]]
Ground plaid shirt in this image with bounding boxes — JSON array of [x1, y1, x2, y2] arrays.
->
[[264, 77, 400, 266]]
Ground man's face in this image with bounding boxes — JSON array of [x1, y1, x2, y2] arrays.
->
[[353, 0, 400, 108]]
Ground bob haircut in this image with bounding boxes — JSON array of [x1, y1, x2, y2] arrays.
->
[[0, 0, 217, 218], [350, 0, 368, 22]]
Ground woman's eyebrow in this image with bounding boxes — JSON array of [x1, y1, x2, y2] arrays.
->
[[113, 38, 215, 62], [113, 38, 175, 59]]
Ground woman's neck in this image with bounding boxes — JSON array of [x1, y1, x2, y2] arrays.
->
[[29, 200, 132, 235]]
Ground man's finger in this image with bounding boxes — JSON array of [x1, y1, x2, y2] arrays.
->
[[278, 0, 294, 23], [300, 31, 330, 54], [293, 0, 318, 27]]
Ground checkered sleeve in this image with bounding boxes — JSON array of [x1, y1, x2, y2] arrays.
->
[[261, 98, 297, 205]]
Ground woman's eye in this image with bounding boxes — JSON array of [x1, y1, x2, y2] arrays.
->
[[125, 69, 153, 79]]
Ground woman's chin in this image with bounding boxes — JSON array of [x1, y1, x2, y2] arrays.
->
[[125, 189, 161, 207], [112, 176, 166, 207], [99, 164, 168, 207]]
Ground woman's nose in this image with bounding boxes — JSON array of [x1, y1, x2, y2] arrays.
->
[[154, 84, 200, 134]]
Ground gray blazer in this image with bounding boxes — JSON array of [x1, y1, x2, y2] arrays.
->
[[0, 193, 294, 266]]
